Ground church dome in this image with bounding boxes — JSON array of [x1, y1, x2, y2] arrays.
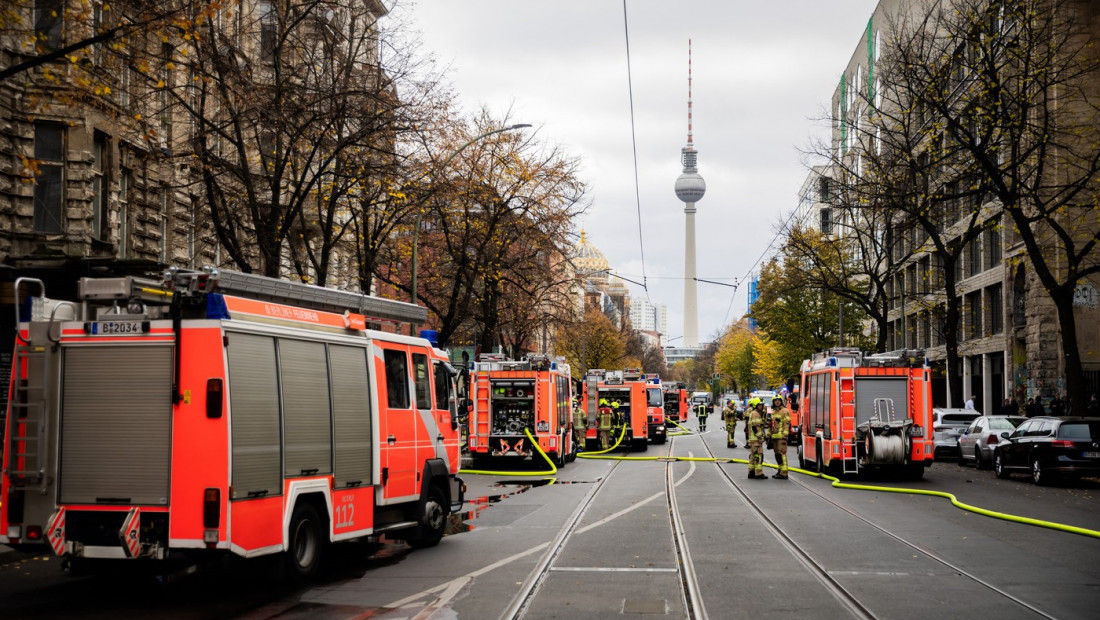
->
[[570, 230, 610, 276]]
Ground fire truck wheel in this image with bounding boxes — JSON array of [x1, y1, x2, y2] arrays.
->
[[797, 444, 807, 470], [285, 502, 324, 582], [632, 438, 648, 452], [409, 485, 447, 549], [566, 434, 578, 462]]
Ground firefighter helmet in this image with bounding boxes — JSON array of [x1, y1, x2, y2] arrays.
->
[[772, 397, 784, 406], [611, 400, 620, 408], [599, 398, 609, 406]]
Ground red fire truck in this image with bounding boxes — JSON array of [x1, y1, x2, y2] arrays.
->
[[582, 370, 649, 451], [662, 381, 688, 423], [797, 348, 933, 478], [623, 369, 666, 444], [466, 354, 577, 466], [1, 269, 463, 579]]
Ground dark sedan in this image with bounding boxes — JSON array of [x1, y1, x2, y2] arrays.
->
[[993, 417, 1100, 485]]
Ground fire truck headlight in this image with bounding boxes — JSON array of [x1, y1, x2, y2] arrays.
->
[[7, 525, 22, 539]]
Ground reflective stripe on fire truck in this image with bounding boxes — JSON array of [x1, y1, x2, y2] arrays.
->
[[120, 507, 142, 558], [45, 507, 66, 556]]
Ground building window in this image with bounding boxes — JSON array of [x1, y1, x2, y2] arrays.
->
[[819, 207, 833, 235], [967, 291, 982, 340], [160, 185, 170, 263], [818, 176, 831, 203], [987, 284, 1003, 335], [118, 168, 131, 258], [968, 235, 982, 276], [260, 1, 277, 64], [984, 224, 1002, 270], [93, 133, 109, 241], [34, 0, 64, 51], [33, 123, 65, 234]]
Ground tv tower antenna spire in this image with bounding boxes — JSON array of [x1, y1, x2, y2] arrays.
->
[[674, 39, 706, 349]]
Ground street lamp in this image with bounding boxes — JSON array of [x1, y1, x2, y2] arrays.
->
[[409, 123, 532, 334]]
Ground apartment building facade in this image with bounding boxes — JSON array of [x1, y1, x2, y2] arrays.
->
[[813, 0, 1100, 410]]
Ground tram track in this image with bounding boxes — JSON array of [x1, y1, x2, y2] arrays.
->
[[502, 437, 706, 620], [695, 430, 1058, 620]]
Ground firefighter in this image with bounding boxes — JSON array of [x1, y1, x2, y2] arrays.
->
[[745, 398, 760, 443], [696, 401, 709, 432], [770, 396, 791, 479], [746, 400, 767, 479], [573, 401, 587, 451], [723, 399, 739, 448], [598, 399, 613, 450]]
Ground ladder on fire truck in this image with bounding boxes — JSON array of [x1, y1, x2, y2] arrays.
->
[[4, 278, 77, 494]]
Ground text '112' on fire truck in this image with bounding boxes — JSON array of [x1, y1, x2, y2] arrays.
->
[[1, 268, 464, 580], [466, 353, 577, 466], [796, 348, 934, 479]]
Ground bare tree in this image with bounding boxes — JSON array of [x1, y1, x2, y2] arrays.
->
[[883, 0, 1100, 411]]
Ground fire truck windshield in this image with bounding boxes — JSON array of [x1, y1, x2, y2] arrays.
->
[[647, 388, 662, 407]]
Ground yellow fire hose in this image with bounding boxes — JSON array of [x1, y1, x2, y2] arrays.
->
[[459, 426, 1100, 539]]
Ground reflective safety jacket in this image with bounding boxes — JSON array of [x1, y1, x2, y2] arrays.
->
[[573, 408, 587, 433], [770, 406, 791, 440], [598, 406, 613, 430], [747, 409, 767, 442]]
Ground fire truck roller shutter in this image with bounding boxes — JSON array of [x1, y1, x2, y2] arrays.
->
[[227, 333, 281, 499], [279, 339, 333, 477], [854, 378, 909, 426], [329, 345, 372, 488], [59, 345, 173, 505]]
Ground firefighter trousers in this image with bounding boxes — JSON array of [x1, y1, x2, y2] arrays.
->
[[772, 438, 789, 476], [748, 440, 764, 475], [599, 429, 611, 450]]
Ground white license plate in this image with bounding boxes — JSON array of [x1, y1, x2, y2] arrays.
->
[[95, 321, 147, 335], [1083, 451, 1100, 459]]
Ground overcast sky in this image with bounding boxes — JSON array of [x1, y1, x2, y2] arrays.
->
[[399, 0, 879, 346]]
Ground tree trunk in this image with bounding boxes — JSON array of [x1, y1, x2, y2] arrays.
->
[[1052, 286, 1089, 414]]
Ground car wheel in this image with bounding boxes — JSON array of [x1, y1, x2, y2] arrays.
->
[[1030, 457, 1050, 486], [994, 452, 1010, 479], [974, 446, 986, 470]]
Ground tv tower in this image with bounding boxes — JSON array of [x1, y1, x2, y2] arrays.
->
[[673, 39, 706, 348]]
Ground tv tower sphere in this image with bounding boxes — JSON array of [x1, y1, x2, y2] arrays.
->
[[675, 166, 706, 203]]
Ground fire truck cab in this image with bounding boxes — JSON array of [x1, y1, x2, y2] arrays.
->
[[466, 353, 576, 466], [797, 348, 933, 478], [582, 370, 649, 452], [1, 268, 464, 579]]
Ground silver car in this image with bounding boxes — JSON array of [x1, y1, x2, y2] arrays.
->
[[932, 408, 982, 459], [956, 415, 1027, 469]]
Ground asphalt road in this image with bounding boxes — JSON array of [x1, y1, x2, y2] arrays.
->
[[2, 420, 1099, 619]]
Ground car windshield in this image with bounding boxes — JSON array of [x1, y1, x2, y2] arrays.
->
[[1057, 422, 1098, 440]]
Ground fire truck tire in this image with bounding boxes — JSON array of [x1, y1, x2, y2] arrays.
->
[[409, 485, 447, 549], [632, 438, 648, 452], [797, 444, 807, 470], [566, 434, 578, 462], [284, 502, 325, 582]]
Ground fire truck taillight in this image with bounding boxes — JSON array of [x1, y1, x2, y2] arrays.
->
[[203, 488, 221, 529], [26, 525, 42, 540], [206, 379, 223, 418]]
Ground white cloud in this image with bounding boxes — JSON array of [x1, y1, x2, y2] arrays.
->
[[403, 0, 878, 343]]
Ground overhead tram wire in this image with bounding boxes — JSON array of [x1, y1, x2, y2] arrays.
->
[[622, 0, 650, 300], [721, 204, 804, 326]]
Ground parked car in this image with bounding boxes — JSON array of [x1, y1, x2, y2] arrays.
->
[[956, 415, 1027, 468], [993, 417, 1100, 485], [932, 408, 982, 459]]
